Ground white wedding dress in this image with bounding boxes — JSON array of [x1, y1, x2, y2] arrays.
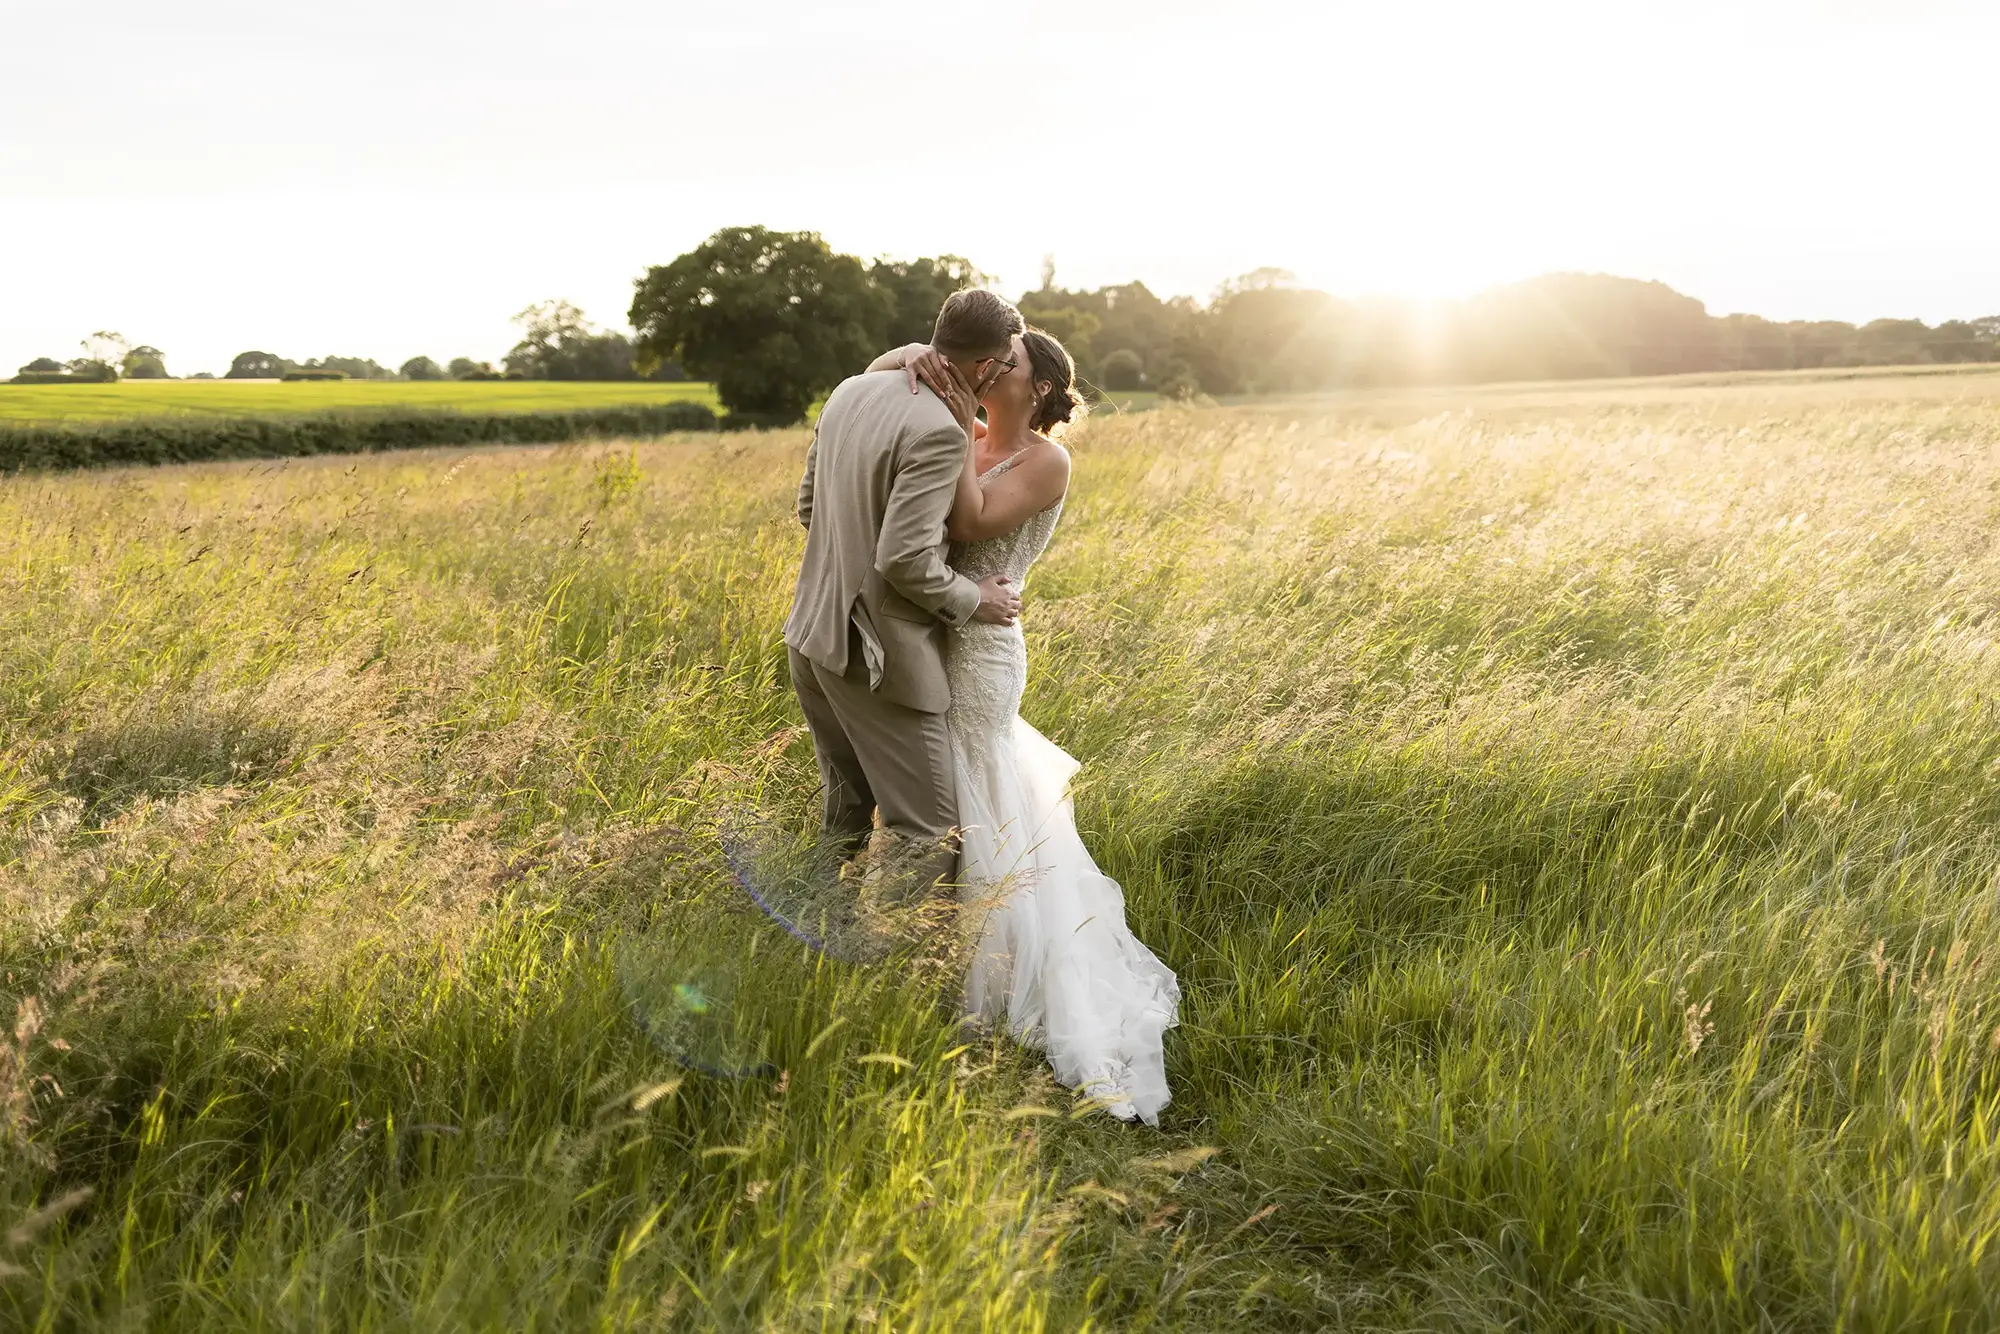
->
[[947, 452, 1181, 1124]]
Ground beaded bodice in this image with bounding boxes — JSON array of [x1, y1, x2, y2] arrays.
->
[[950, 450, 1064, 590], [945, 449, 1065, 759]]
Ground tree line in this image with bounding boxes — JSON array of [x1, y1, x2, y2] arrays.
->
[[16, 228, 2000, 417], [626, 229, 2000, 423], [1060, 269, 2000, 397], [13, 332, 170, 383], [10, 305, 691, 387]]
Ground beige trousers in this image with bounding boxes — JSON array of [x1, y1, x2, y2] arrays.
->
[[788, 627, 959, 892]]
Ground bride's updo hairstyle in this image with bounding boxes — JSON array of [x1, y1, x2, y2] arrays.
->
[[1023, 327, 1087, 436]]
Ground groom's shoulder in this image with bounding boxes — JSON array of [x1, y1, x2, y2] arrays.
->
[[823, 371, 954, 434]]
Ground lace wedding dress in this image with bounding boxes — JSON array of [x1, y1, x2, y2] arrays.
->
[[948, 451, 1181, 1124]]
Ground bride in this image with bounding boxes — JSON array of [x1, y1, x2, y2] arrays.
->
[[865, 329, 1181, 1124]]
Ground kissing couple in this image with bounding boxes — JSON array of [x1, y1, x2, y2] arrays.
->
[[783, 288, 1180, 1123]]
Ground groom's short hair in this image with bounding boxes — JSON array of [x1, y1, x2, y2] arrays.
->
[[932, 289, 1024, 358]]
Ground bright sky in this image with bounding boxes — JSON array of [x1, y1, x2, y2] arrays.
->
[[4, 0, 1996, 377]]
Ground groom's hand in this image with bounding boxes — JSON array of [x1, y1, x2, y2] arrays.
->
[[972, 575, 1021, 626]]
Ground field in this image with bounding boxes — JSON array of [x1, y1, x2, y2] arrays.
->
[[0, 378, 719, 425], [5, 368, 2000, 1328]]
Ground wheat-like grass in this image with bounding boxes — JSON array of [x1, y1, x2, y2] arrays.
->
[[3, 373, 2000, 1328]]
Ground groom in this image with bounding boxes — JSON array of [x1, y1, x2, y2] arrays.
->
[[784, 288, 1026, 893]]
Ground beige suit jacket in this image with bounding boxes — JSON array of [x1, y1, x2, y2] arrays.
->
[[783, 370, 981, 713]]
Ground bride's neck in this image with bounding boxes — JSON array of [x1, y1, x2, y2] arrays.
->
[[982, 402, 1035, 447]]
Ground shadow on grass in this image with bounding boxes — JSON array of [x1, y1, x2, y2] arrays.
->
[[57, 701, 298, 814]]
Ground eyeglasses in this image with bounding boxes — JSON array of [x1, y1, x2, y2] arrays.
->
[[974, 355, 1019, 376]]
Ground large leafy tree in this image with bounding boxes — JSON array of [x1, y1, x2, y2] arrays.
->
[[868, 255, 987, 348], [122, 345, 168, 378], [227, 350, 287, 379], [629, 226, 891, 423]]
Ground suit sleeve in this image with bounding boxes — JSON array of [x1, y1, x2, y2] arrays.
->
[[876, 422, 981, 626], [795, 420, 818, 530]]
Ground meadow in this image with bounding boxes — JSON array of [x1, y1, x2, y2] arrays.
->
[[0, 378, 718, 425], [4, 368, 2000, 1329]]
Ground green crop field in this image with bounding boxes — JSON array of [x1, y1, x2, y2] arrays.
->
[[0, 378, 719, 425], [6, 368, 2000, 1328]]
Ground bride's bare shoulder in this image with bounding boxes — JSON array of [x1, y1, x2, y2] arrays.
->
[[1014, 437, 1072, 509], [1027, 434, 1073, 475]]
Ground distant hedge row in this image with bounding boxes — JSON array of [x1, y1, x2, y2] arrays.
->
[[0, 401, 721, 474], [9, 371, 115, 386]]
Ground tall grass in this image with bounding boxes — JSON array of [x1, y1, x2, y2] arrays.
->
[[4, 371, 2000, 1328]]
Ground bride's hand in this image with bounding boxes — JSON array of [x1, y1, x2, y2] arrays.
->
[[901, 343, 953, 397], [938, 362, 983, 434]]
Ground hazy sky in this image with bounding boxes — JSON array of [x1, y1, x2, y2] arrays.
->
[[4, 0, 1996, 376]]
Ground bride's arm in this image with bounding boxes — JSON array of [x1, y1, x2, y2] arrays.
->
[[949, 427, 986, 537], [867, 342, 972, 405], [947, 445, 1070, 543], [936, 364, 1004, 536], [865, 342, 929, 375]]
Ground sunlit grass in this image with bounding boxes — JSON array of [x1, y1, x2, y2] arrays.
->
[[5, 370, 2000, 1327]]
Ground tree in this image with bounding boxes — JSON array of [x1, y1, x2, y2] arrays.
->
[[400, 356, 443, 381], [300, 355, 391, 379], [504, 299, 588, 376], [1020, 280, 1204, 387], [1099, 284, 1197, 385], [227, 351, 287, 379], [1202, 284, 1349, 393], [1099, 348, 1145, 390], [1855, 319, 1933, 366], [61, 359, 118, 381], [448, 357, 494, 379], [83, 330, 128, 367], [123, 345, 168, 378], [559, 333, 640, 380], [54, 331, 127, 383], [1015, 300, 1101, 376], [1154, 361, 1202, 400], [1448, 274, 1718, 382], [1715, 314, 1792, 371], [1779, 321, 1859, 369], [629, 225, 892, 423], [503, 301, 640, 380], [1039, 308, 1103, 367], [868, 255, 989, 348], [1930, 321, 1992, 363], [1214, 268, 1297, 300], [18, 357, 62, 374]]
